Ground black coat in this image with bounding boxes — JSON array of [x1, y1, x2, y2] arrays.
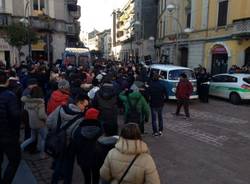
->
[[0, 87, 21, 143], [148, 80, 167, 108], [92, 83, 118, 125], [73, 119, 102, 169], [95, 136, 118, 169]]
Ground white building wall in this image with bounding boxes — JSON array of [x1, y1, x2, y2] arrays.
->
[[52, 33, 66, 61], [188, 41, 205, 68]]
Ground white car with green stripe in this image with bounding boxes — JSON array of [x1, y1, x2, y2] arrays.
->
[[209, 73, 250, 105]]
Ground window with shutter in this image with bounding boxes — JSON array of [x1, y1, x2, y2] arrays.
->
[[217, 0, 228, 27]]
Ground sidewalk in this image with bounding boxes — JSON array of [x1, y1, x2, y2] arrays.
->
[[3, 158, 37, 184]]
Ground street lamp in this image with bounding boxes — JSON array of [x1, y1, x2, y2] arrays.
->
[[166, 3, 193, 65], [166, 3, 181, 65], [20, 0, 32, 62]]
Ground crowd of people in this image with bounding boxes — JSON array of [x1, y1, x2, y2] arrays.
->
[[228, 65, 250, 74], [0, 58, 198, 184]]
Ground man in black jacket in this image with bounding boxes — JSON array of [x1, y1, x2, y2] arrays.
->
[[0, 70, 21, 184], [148, 73, 167, 136]]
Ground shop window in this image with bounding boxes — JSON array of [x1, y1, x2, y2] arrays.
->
[[217, 0, 228, 27]]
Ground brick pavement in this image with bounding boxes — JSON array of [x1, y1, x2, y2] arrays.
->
[[22, 99, 250, 184]]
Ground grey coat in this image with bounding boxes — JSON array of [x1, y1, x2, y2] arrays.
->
[[21, 96, 47, 129]]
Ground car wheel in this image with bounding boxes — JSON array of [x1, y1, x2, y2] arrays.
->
[[230, 93, 241, 105]]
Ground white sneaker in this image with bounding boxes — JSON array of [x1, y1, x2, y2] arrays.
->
[[159, 131, 163, 136]]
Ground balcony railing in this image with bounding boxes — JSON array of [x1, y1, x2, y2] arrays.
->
[[233, 18, 250, 36]]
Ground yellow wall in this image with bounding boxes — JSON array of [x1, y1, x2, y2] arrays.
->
[[208, 0, 250, 29], [204, 40, 250, 70]]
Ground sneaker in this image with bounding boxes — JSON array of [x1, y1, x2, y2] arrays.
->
[[152, 133, 158, 137], [159, 131, 163, 136]]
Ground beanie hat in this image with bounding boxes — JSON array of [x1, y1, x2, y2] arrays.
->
[[84, 108, 100, 120], [58, 79, 70, 89]]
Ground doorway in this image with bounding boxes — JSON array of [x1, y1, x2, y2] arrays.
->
[[180, 47, 188, 67], [211, 45, 228, 75], [245, 47, 250, 66]]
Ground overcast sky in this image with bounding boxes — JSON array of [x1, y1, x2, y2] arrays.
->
[[78, 0, 127, 33]]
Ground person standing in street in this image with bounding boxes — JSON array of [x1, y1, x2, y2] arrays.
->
[[73, 108, 102, 184], [100, 123, 160, 184], [119, 89, 150, 134], [47, 94, 89, 184], [175, 73, 193, 119], [197, 68, 210, 103], [92, 78, 118, 135], [0, 70, 21, 184], [47, 79, 71, 115], [148, 73, 167, 136], [20, 86, 47, 159]]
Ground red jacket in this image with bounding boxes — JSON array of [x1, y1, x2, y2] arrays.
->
[[176, 79, 193, 99], [47, 90, 70, 115]]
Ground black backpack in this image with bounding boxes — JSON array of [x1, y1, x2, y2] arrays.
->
[[45, 107, 83, 158], [126, 96, 141, 124]]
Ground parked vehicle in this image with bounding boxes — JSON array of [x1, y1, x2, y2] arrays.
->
[[148, 64, 198, 100], [209, 73, 250, 105], [63, 47, 91, 67]]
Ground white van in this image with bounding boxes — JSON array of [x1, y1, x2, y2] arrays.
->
[[148, 64, 198, 99]]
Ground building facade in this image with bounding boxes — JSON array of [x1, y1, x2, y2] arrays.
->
[[112, 0, 158, 62], [0, 0, 81, 66], [98, 29, 112, 59], [157, 0, 250, 74], [87, 29, 99, 51]]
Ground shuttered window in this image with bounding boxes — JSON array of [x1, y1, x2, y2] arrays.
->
[[217, 0, 228, 27]]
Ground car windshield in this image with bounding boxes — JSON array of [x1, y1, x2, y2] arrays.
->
[[168, 69, 196, 80], [243, 77, 250, 84]]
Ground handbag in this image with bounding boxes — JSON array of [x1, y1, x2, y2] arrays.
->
[[45, 107, 83, 158], [118, 154, 140, 184]]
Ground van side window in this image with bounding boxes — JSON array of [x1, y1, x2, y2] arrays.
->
[[160, 71, 168, 79], [150, 69, 159, 78]]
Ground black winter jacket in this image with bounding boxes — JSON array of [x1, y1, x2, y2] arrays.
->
[[73, 119, 102, 169], [148, 80, 167, 108], [0, 87, 21, 143], [92, 83, 118, 124]]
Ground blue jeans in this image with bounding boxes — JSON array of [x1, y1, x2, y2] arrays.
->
[[151, 107, 163, 133], [21, 128, 47, 153]]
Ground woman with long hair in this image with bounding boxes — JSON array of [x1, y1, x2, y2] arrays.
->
[[100, 123, 160, 184], [20, 86, 47, 158]]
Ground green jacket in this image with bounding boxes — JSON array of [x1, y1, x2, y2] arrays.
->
[[119, 91, 150, 123]]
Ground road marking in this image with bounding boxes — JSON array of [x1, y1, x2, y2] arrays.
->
[[166, 123, 228, 147], [190, 110, 249, 124]]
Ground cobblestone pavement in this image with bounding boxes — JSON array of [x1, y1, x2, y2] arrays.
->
[[23, 98, 250, 184]]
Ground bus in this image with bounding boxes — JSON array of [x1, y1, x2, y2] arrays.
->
[[63, 47, 91, 68], [149, 64, 198, 100]]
